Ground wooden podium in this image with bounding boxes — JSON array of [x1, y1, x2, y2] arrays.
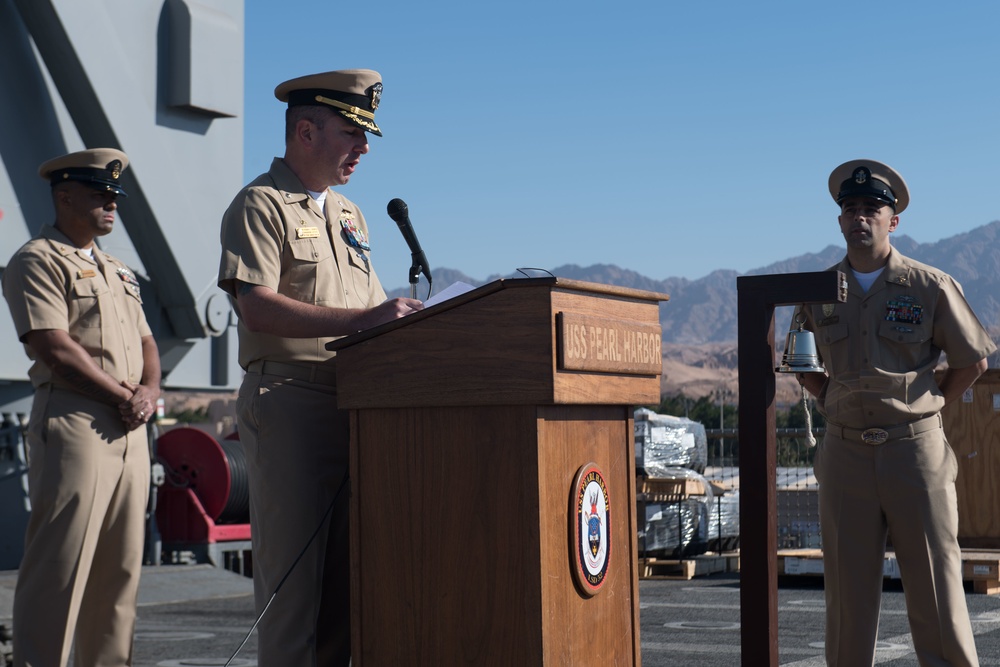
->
[[329, 277, 668, 666]]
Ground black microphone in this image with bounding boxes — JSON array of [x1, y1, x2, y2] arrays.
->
[[386, 198, 432, 285]]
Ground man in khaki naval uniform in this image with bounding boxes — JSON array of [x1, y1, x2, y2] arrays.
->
[[2, 148, 160, 667], [798, 159, 995, 667], [218, 69, 422, 666]]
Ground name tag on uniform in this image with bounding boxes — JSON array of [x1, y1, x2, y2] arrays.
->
[[296, 226, 320, 239], [77, 269, 97, 279]]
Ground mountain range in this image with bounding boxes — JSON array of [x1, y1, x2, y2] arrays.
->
[[387, 220, 1000, 400]]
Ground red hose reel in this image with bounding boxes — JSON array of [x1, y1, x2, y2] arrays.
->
[[154, 426, 251, 546]]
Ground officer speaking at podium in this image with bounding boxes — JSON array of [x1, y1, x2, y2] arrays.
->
[[218, 69, 422, 666]]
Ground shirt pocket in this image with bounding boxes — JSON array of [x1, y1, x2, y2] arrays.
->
[[876, 319, 932, 371], [345, 246, 374, 294], [284, 238, 335, 302], [70, 278, 108, 328], [814, 321, 849, 358], [112, 269, 144, 305]]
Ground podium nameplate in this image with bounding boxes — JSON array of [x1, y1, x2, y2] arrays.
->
[[557, 312, 662, 376]]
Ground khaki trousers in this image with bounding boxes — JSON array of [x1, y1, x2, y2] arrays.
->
[[815, 421, 978, 667], [237, 371, 351, 667], [14, 387, 150, 667]]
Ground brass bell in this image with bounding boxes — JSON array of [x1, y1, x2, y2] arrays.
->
[[776, 312, 826, 374]]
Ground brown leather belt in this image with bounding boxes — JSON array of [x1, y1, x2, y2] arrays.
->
[[826, 414, 942, 445], [246, 360, 338, 387]]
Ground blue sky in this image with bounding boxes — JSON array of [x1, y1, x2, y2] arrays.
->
[[244, 1, 1000, 289]]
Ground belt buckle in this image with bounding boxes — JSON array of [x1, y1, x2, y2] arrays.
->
[[861, 428, 889, 445]]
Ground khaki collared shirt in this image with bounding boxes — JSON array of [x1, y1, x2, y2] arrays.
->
[[218, 158, 387, 369], [799, 249, 996, 428], [2, 224, 151, 389]]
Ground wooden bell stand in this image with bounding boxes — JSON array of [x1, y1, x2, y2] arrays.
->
[[736, 271, 846, 665]]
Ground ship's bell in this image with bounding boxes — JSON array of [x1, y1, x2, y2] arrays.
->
[[776, 312, 825, 374]]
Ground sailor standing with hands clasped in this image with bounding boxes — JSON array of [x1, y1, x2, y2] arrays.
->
[[796, 158, 995, 667], [2, 148, 160, 667]]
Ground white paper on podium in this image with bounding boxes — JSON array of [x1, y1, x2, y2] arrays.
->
[[423, 281, 476, 308]]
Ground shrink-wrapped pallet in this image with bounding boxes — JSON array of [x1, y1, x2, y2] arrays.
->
[[634, 408, 707, 474], [706, 490, 740, 552], [636, 467, 713, 558]]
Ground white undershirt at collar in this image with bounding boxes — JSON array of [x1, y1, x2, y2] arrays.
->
[[307, 189, 328, 210], [853, 267, 884, 292]]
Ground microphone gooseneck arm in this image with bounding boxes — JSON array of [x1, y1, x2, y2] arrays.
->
[[386, 198, 432, 299]]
